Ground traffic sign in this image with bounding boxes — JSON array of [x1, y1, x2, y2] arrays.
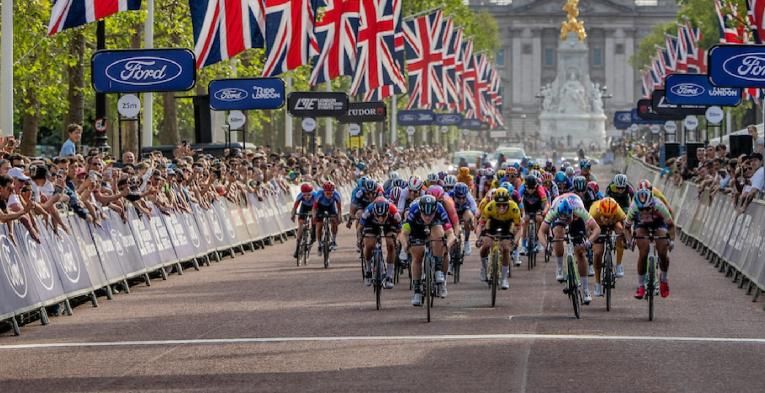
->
[[302, 117, 317, 133], [117, 94, 140, 118], [705, 106, 724, 125], [227, 110, 246, 130], [684, 115, 699, 131], [348, 123, 361, 136], [406, 126, 416, 136]]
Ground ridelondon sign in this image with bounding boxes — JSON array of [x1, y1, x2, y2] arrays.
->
[[339, 101, 386, 123], [664, 73, 741, 106]]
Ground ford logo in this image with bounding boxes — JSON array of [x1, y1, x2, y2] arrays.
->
[[722, 53, 765, 82], [214, 88, 248, 102], [441, 115, 460, 122], [105, 56, 182, 86], [670, 83, 705, 97], [617, 113, 630, 122]]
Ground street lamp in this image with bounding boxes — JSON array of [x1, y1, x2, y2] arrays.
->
[[520, 113, 527, 151]]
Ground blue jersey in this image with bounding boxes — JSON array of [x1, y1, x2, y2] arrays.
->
[[448, 190, 477, 214], [313, 190, 341, 207], [294, 192, 316, 209], [404, 200, 452, 230], [352, 187, 377, 206]]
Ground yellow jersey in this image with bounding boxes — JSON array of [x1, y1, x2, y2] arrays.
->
[[588, 199, 626, 227], [481, 200, 522, 226], [652, 187, 670, 209]]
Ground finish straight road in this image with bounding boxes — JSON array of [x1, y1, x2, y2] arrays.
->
[[2, 169, 765, 392]]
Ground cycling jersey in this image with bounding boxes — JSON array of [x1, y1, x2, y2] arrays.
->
[[481, 200, 521, 227], [351, 187, 378, 208], [652, 187, 670, 209], [588, 199, 627, 227], [448, 190, 477, 215], [544, 193, 594, 225], [396, 188, 422, 213], [360, 202, 402, 234], [439, 194, 460, 228], [518, 184, 548, 213], [313, 190, 342, 217], [403, 200, 453, 238], [577, 190, 600, 211], [605, 183, 635, 210], [456, 173, 474, 187], [625, 198, 673, 228], [293, 192, 316, 216], [544, 183, 560, 200]]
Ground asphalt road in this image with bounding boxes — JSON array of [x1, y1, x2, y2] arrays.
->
[[2, 166, 765, 393]]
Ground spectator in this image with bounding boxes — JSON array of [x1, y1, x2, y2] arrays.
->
[[59, 124, 82, 157]]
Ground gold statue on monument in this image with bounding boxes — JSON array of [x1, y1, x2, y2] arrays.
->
[[560, 0, 587, 41]]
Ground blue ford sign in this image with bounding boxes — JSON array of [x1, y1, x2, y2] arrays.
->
[[435, 113, 463, 126], [208, 78, 285, 111], [708, 44, 765, 87], [665, 73, 741, 106], [613, 111, 632, 130], [92, 49, 196, 93], [397, 110, 435, 126]]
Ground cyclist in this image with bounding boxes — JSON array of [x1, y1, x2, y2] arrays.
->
[[476, 188, 521, 290], [450, 182, 478, 255], [400, 195, 455, 306], [388, 186, 403, 206], [538, 193, 601, 304], [572, 175, 599, 211], [397, 176, 425, 214], [541, 172, 559, 200], [637, 179, 671, 215], [348, 178, 380, 229], [543, 159, 556, 175], [507, 167, 523, 190], [579, 159, 597, 182], [587, 181, 603, 200], [443, 175, 457, 193], [313, 181, 342, 252], [479, 168, 495, 199], [426, 173, 442, 188], [555, 171, 572, 194], [565, 166, 576, 182], [360, 197, 402, 289], [382, 171, 400, 194], [589, 197, 626, 297], [426, 185, 459, 296], [623, 189, 675, 299], [518, 175, 549, 256], [290, 183, 316, 259], [605, 173, 634, 277]]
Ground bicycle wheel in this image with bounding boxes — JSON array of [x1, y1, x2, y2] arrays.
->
[[296, 235, 303, 267], [491, 251, 499, 307], [544, 240, 551, 263], [323, 223, 330, 269], [375, 252, 383, 311], [425, 255, 432, 322], [647, 255, 656, 321], [527, 222, 535, 270], [567, 256, 581, 319], [604, 250, 613, 312]]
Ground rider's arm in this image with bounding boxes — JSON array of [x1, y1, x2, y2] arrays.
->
[[585, 218, 601, 244], [334, 191, 342, 215], [396, 189, 409, 212], [467, 193, 478, 215]]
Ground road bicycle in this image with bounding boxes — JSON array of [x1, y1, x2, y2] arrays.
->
[[527, 212, 541, 270], [600, 230, 617, 312], [554, 234, 582, 319], [485, 228, 513, 308], [633, 230, 669, 321], [415, 228, 446, 323], [318, 211, 333, 269], [295, 215, 312, 267], [365, 226, 390, 311], [449, 224, 465, 284]]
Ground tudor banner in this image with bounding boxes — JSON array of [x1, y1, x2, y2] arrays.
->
[[339, 102, 387, 123]]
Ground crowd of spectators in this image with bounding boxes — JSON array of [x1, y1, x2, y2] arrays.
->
[[0, 123, 445, 243], [631, 124, 764, 212]]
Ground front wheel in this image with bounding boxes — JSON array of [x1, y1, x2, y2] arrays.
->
[[322, 223, 330, 269], [647, 255, 656, 321], [425, 256, 432, 322], [490, 252, 499, 307], [374, 252, 383, 310], [603, 251, 613, 312], [567, 256, 581, 319]]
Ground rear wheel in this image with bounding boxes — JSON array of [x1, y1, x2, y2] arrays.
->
[[647, 255, 656, 321], [567, 256, 581, 319], [490, 251, 499, 307], [527, 222, 536, 270], [544, 240, 551, 263]]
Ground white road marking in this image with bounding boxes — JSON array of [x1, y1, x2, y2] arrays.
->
[[2, 333, 765, 350]]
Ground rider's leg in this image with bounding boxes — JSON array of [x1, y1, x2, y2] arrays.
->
[[501, 239, 512, 280], [384, 235, 396, 279], [575, 244, 589, 290], [429, 225, 446, 280], [552, 225, 566, 276], [655, 228, 670, 279], [520, 215, 529, 252], [410, 245, 425, 291], [331, 216, 339, 243], [634, 227, 650, 287], [593, 242, 604, 284], [315, 218, 324, 249], [616, 236, 625, 266]]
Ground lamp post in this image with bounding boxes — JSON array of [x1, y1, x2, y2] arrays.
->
[[520, 113, 527, 151]]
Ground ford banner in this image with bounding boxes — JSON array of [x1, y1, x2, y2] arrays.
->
[[92, 49, 196, 93], [613, 111, 632, 129], [397, 110, 435, 126], [665, 73, 741, 106], [338, 101, 387, 123], [460, 119, 490, 130], [708, 44, 765, 88], [435, 113, 463, 126], [208, 78, 285, 111]]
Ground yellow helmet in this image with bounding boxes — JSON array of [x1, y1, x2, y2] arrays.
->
[[599, 197, 619, 218], [493, 187, 510, 204]]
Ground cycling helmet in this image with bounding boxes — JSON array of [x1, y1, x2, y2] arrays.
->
[[573, 176, 587, 192], [579, 159, 591, 170], [500, 161, 511, 170], [500, 181, 513, 190], [438, 171, 448, 180], [512, 162, 521, 170], [458, 167, 470, 177], [493, 188, 510, 204], [454, 183, 469, 198], [525, 175, 538, 188], [323, 181, 335, 192], [496, 169, 506, 180], [599, 198, 618, 217], [521, 157, 529, 167], [634, 189, 654, 209], [587, 181, 600, 194], [613, 174, 628, 188], [444, 175, 457, 188], [372, 199, 389, 216], [389, 171, 400, 180], [357, 176, 369, 188], [554, 171, 567, 184], [542, 172, 554, 183], [557, 198, 574, 217], [529, 170, 541, 180], [531, 162, 541, 170], [363, 179, 377, 193], [393, 178, 407, 189], [478, 168, 486, 177], [426, 185, 445, 200], [300, 183, 313, 193], [507, 167, 518, 176], [565, 166, 576, 177], [427, 173, 439, 184], [637, 179, 652, 191], [408, 176, 424, 191], [420, 195, 438, 215], [390, 186, 403, 202], [485, 168, 495, 178], [545, 159, 553, 168]]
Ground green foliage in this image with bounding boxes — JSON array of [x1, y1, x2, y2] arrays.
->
[[402, 0, 499, 54]]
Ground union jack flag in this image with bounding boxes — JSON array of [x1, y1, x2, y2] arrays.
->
[[262, 0, 320, 77], [460, 40, 476, 115], [404, 10, 445, 109], [310, 0, 360, 85], [48, 0, 141, 35], [716, 0, 745, 43], [441, 19, 463, 111], [362, 0, 405, 101], [679, 22, 698, 73], [189, 0, 266, 68], [350, 0, 403, 96], [747, 0, 765, 43]]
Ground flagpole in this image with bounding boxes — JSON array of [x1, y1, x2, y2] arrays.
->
[[325, 82, 333, 150], [142, 0, 154, 149], [390, 95, 397, 146], [285, 76, 293, 149], [0, 0, 12, 136], [403, 7, 442, 21]]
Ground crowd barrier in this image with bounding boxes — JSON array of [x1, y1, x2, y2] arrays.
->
[[0, 164, 444, 336], [625, 157, 765, 307]]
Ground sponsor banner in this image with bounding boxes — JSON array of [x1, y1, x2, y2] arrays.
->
[[460, 118, 490, 130], [211, 201, 238, 246], [225, 201, 253, 244], [179, 211, 205, 257], [708, 44, 765, 87], [339, 101, 387, 123], [106, 210, 146, 277], [208, 78, 285, 111], [161, 213, 196, 262], [90, 218, 128, 283], [397, 109, 435, 126], [651, 90, 707, 116], [192, 204, 217, 254], [434, 113, 463, 126], [637, 98, 685, 120], [92, 49, 196, 93], [287, 92, 349, 117], [45, 221, 92, 296], [743, 203, 765, 284], [15, 222, 65, 303], [665, 74, 742, 106], [126, 206, 162, 271], [148, 208, 180, 266], [613, 111, 632, 129], [69, 215, 109, 289], [203, 204, 228, 250], [629, 108, 666, 125], [0, 225, 39, 316]]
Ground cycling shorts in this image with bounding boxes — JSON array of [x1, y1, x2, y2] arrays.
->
[[315, 204, 338, 220]]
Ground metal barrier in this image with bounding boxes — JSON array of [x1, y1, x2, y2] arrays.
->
[[625, 157, 765, 307], [0, 165, 440, 335]]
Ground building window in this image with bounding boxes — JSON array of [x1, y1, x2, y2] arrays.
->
[[544, 47, 555, 67], [496, 49, 505, 65], [592, 47, 603, 67], [522, 43, 532, 55], [615, 43, 625, 55]]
